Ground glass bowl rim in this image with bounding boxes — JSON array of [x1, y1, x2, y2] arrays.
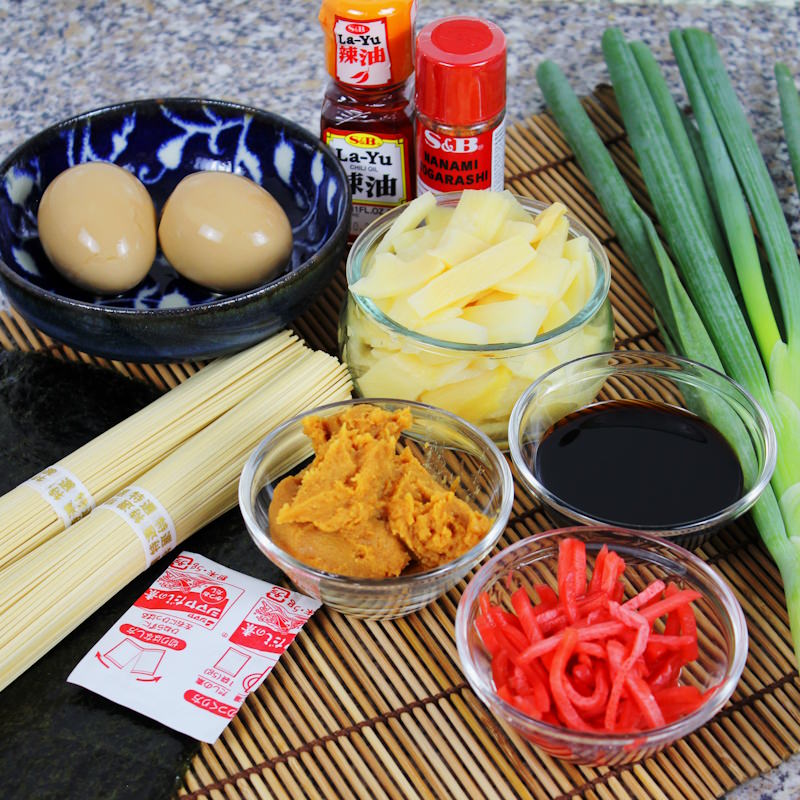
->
[[344, 191, 612, 353], [455, 525, 749, 747], [507, 350, 777, 537], [238, 396, 515, 589]]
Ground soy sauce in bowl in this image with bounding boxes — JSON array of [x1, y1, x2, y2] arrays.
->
[[534, 399, 743, 528], [509, 352, 776, 546]]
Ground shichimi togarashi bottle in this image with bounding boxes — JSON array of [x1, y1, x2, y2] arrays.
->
[[415, 16, 506, 196], [319, 0, 416, 237]]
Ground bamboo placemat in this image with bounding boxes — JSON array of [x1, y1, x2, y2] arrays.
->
[[3, 86, 800, 799]]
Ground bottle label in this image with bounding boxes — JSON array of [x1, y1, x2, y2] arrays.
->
[[333, 16, 392, 87], [416, 120, 506, 195], [324, 128, 411, 235]]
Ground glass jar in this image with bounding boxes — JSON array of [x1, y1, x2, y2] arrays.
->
[[338, 192, 615, 447], [415, 16, 506, 196]]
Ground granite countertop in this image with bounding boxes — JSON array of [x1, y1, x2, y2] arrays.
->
[[1, 1, 799, 797]]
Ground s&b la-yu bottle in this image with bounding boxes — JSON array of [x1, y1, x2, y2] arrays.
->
[[319, 0, 416, 237]]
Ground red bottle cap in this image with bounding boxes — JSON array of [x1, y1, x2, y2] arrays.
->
[[415, 16, 506, 127]]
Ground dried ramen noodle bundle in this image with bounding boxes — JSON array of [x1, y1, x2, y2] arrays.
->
[[0, 330, 305, 569], [0, 345, 352, 691]]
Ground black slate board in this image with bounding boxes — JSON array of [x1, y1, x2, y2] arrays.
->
[[0, 351, 283, 800]]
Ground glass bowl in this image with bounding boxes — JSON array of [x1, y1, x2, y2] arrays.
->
[[508, 351, 776, 549], [338, 192, 614, 447], [239, 398, 514, 619], [455, 527, 748, 765]]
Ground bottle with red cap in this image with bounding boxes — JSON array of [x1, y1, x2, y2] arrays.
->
[[415, 16, 506, 196], [319, 0, 417, 237]]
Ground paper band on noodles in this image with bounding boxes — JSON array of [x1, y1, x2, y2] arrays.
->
[[102, 486, 177, 567], [25, 465, 95, 527]]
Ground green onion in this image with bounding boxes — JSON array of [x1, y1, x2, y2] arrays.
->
[[637, 206, 759, 484], [536, 60, 677, 339], [776, 63, 800, 197], [600, 30, 776, 422], [538, 58, 757, 485], [676, 30, 800, 523], [680, 113, 724, 233], [630, 41, 733, 284], [537, 60, 710, 360], [683, 29, 800, 353], [538, 31, 800, 665], [670, 30, 781, 370]]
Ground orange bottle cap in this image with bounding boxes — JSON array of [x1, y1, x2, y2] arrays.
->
[[319, 0, 416, 88]]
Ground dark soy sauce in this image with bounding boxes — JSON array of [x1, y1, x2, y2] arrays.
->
[[534, 399, 744, 528]]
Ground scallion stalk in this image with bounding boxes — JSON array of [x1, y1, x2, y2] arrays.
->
[[538, 33, 800, 665], [600, 30, 778, 430], [538, 59, 757, 485], [675, 30, 800, 528], [636, 206, 759, 484], [669, 30, 781, 370], [683, 29, 800, 353], [776, 63, 800, 197], [536, 60, 677, 339], [630, 41, 733, 284], [680, 113, 727, 235]]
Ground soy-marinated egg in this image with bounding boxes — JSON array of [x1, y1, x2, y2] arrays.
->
[[37, 162, 157, 294], [158, 171, 293, 292]]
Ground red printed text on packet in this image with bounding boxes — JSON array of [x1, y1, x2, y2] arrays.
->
[[68, 552, 321, 743]]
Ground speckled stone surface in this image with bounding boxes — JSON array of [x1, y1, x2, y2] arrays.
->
[[0, 0, 797, 226], [0, 1, 799, 797]]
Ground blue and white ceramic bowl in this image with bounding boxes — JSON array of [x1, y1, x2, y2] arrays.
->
[[0, 98, 350, 361]]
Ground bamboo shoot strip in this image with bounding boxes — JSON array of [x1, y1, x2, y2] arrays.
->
[[0, 347, 351, 690], [0, 330, 305, 569]]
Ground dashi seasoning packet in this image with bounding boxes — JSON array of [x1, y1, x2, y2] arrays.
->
[[69, 551, 320, 742]]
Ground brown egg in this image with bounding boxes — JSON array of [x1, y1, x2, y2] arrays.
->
[[158, 171, 293, 292], [37, 162, 157, 294]]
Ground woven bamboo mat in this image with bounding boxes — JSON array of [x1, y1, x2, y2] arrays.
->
[[3, 86, 800, 799]]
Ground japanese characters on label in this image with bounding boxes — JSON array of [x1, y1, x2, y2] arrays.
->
[[333, 17, 392, 86], [325, 129, 410, 234], [229, 586, 310, 654], [101, 485, 177, 567], [25, 464, 95, 526], [416, 122, 506, 196], [68, 552, 321, 743], [135, 555, 244, 629]]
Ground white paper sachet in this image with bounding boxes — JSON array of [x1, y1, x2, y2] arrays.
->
[[68, 551, 320, 743]]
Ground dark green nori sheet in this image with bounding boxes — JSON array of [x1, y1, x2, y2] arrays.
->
[[0, 351, 283, 800]]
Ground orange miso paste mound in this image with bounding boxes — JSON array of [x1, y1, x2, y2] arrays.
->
[[269, 404, 491, 578]]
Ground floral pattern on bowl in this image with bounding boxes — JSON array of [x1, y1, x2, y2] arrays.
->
[[0, 98, 349, 360]]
